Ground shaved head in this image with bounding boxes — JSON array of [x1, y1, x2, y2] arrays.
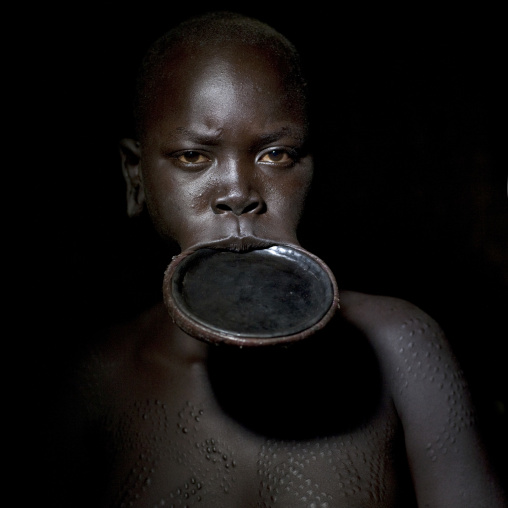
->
[[133, 11, 308, 139]]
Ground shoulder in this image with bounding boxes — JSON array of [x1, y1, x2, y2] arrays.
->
[[338, 290, 449, 373], [337, 290, 462, 408], [68, 304, 172, 412], [336, 290, 474, 446], [338, 291, 506, 506], [338, 289, 436, 334]]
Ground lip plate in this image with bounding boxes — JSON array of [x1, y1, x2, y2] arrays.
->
[[163, 244, 339, 347]]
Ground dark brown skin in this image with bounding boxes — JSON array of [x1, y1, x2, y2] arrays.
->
[[123, 43, 311, 252], [59, 19, 506, 508]]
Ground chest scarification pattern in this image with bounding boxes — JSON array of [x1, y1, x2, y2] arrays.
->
[[102, 398, 399, 508]]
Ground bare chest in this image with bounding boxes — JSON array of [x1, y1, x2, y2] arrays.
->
[[91, 322, 415, 507], [99, 390, 409, 508]]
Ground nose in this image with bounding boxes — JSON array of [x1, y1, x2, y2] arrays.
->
[[212, 162, 266, 216]]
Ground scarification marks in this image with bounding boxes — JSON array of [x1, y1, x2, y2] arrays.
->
[[257, 440, 333, 507], [98, 393, 401, 507], [109, 399, 239, 507], [113, 399, 171, 507], [151, 476, 204, 507], [256, 419, 395, 507], [395, 316, 476, 460], [155, 400, 238, 506]]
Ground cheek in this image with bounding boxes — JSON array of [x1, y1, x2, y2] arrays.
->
[[142, 169, 212, 237], [273, 171, 312, 217], [141, 167, 179, 233]]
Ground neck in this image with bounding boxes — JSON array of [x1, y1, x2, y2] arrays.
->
[[170, 320, 211, 364], [142, 302, 211, 366]]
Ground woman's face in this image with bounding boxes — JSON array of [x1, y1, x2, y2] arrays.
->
[[138, 43, 313, 252]]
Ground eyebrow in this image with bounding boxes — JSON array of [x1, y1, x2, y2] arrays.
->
[[255, 126, 304, 145], [175, 126, 305, 144], [175, 127, 223, 145], [249, 126, 308, 155]]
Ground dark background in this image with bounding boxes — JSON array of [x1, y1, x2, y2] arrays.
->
[[24, 2, 506, 487]]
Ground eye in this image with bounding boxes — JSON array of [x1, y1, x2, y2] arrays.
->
[[176, 151, 211, 164], [258, 149, 296, 166]]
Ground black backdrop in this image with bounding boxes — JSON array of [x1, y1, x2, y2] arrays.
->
[[24, 2, 506, 486]]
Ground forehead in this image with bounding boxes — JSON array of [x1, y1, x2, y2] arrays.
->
[[140, 41, 307, 136], [176, 43, 279, 84]]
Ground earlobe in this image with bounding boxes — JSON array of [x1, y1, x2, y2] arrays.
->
[[119, 138, 145, 217]]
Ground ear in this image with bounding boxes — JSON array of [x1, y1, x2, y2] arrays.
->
[[119, 138, 145, 217]]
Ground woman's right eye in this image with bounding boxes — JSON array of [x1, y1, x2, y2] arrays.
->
[[176, 151, 210, 164]]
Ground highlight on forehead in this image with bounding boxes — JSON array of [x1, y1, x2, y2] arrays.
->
[[133, 11, 308, 138]]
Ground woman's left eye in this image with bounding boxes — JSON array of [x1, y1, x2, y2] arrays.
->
[[258, 149, 295, 165]]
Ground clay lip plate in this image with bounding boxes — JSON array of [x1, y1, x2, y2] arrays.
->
[[163, 244, 339, 347]]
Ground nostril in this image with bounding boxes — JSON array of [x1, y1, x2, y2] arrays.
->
[[216, 203, 233, 212], [214, 199, 264, 215], [243, 201, 260, 213]]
